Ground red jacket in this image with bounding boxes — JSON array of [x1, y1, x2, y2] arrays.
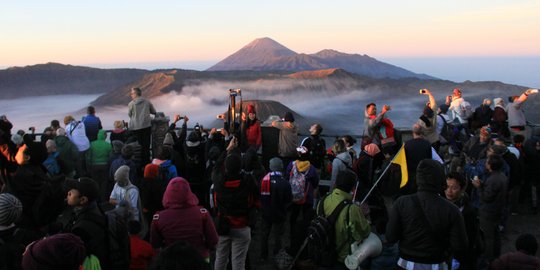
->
[[245, 121, 262, 149]]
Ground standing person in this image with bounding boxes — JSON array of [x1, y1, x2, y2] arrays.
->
[[448, 88, 472, 127], [110, 120, 129, 143], [128, 87, 157, 167], [507, 89, 538, 138], [241, 104, 262, 151], [301, 123, 326, 171], [471, 154, 508, 264], [82, 106, 103, 142], [64, 115, 90, 178], [403, 124, 433, 195], [212, 137, 258, 270], [386, 159, 468, 269], [259, 157, 292, 262], [318, 170, 371, 269], [150, 177, 218, 265], [330, 140, 352, 191], [492, 98, 509, 139], [43, 139, 62, 176], [416, 89, 439, 150], [471, 98, 493, 131], [271, 112, 299, 168], [341, 135, 358, 163], [129, 220, 156, 270], [110, 165, 145, 228], [363, 102, 391, 148], [86, 129, 112, 201], [54, 127, 79, 177]]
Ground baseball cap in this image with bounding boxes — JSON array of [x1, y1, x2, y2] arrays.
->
[[65, 177, 99, 202]]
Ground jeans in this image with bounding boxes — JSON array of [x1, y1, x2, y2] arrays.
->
[[214, 227, 251, 270], [479, 215, 501, 263]]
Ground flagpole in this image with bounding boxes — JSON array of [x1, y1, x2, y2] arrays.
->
[[359, 146, 402, 205]]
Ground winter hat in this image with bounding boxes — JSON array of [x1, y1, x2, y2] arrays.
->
[[493, 97, 503, 106], [162, 177, 199, 208], [25, 141, 48, 166], [65, 177, 99, 202], [269, 157, 283, 172], [11, 133, 23, 145], [144, 163, 159, 180], [416, 159, 446, 192], [283, 112, 295, 122], [163, 132, 174, 146], [247, 104, 256, 114], [186, 131, 200, 147], [225, 153, 242, 177], [114, 165, 131, 187], [112, 140, 124, 154], [56, 127, 66, 136], [364, 143, 381, 157], [22, 233, 86, 270], [0, 193, 23, 226]]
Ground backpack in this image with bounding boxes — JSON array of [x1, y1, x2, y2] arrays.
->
[[459, 100, 474, 119], [157, 163, 172, 183], [289, 162, 308, 204], [86, 207, 131, 270], [438, 114, 454, 142], [304, 198, 351, 267]]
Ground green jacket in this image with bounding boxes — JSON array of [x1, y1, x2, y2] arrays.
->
[[318, 188, 371, 262], [54, 135, 79, 175], [87, 130, 112, 165]]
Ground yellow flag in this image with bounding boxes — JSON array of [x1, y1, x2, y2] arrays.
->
[[391, 144, 408, 188]]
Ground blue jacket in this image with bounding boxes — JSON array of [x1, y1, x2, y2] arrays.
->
[[82, 114, 102, 142]]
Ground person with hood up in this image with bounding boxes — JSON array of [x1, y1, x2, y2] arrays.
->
[[272, 111, 299, 169], [416, 89, 439, 150], [54, 127, 79, 177], [363, 102, 392, 148], [491, 97, 509, 139], [386, 159, 468, 269], [128, 87, 156, 166], [330, 139, 352, 191], [241, 103, 262, 151], [21, 233, 86, 270], [110, 165, 147, 237], [150, 177, 218, 265], [86, 129, 112, 201]]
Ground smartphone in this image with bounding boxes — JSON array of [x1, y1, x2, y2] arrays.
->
[[419, 89, 427, 94]]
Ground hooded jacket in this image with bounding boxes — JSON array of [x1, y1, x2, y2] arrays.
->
[[331, 151, 352, 190], [128, 97, 156, 130], [54, 135, 78, 175], [87, 130, 112, 165], [150, 177, 218, 258], [65, 120, 90, 152], [271, 120, 298, 158], [386, 160, 468, 264]]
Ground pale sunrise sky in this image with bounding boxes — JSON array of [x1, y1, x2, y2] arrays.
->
[[1, 0, 540, 86]]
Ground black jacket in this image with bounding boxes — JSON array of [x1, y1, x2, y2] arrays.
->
[[386, 191, 468, 264]]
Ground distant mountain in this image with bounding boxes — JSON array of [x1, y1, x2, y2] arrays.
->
[[207, 37, 434, 79], [0, 63, 148, 99]]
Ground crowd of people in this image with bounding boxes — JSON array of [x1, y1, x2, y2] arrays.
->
[[0, 86, 539, 270]]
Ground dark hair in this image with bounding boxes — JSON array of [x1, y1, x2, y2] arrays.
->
[[366, 103, 376, 110], [132, 87, 142, 96], [149, 241, 206, 270], [87, 106, 95, 115], [332, 139, 347, 154], [487, 154, 504, 171], [128, 220, 141, 235], [335, 170, 357, 192], [312, 123, 323, 135], [50, 120, 60, 129], [447, 172, 466, 189], [158, 146, 172, 160], [513, 134, 525, 144], [341, 135, 356, 146], [516, 233, 538, 256]]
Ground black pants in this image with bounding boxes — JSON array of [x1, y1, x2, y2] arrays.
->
[[133, 127, 152, 167]]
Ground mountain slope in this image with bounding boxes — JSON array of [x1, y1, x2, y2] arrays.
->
[[0, 63, 147, 99], [207, 37, 433, 79]]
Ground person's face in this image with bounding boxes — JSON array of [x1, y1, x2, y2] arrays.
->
[[453, 89, 462, 98], [130, 89, 138, 100], [309, 125, 317, 135], [248, 113, 255, 121], [445, 178, 462, 202], [367, 105, 377, 115], [66, 189, 84, 206]]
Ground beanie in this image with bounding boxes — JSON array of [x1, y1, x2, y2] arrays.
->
[[416, 159, 446, 192], [112, 140, 124, 154], [11, 133, 23, 146], [163, 132, 174, 146], [186, 132, 201, 147], [144, 163, 159, 180], [247, 104, 256, 114], [269, 157, 283, 172], [22, 233, 86, 270], [0, 193, 23, 226], [114, 165, 131, 187]]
